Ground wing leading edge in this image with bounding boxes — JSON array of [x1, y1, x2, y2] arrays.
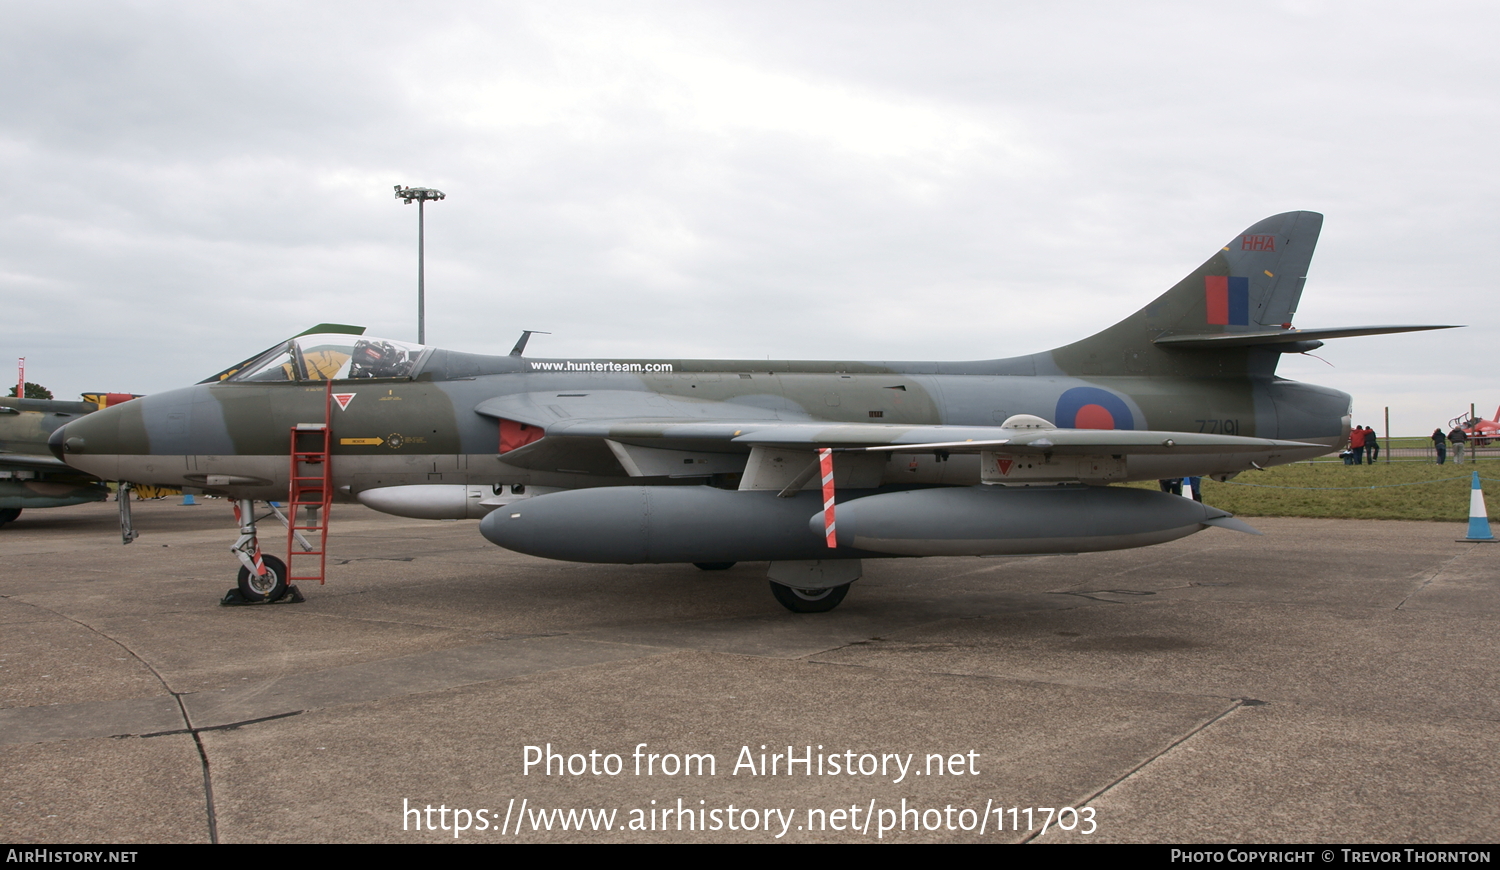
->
[[478, 392, 1326, 492]]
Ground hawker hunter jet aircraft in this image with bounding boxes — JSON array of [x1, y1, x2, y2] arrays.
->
[[52, 211, 1451, 611]]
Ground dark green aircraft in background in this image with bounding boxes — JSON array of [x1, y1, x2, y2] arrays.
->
[[51, 212, 1452, 611], [0, 393, 138, 527]]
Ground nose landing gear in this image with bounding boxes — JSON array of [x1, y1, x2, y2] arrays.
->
[[220, 499, 306, 605]]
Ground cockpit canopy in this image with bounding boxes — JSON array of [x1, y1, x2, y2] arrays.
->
[[226, 335, 429, 383]]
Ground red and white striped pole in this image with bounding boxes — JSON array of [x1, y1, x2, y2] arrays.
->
[[819, 448, 837, 548], [16, 357, 23, 401]]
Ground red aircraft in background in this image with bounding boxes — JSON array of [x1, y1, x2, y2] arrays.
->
[[1453, 406, 1500, 447]]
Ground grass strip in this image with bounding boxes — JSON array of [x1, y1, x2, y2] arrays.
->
[[1129, 459, 1499, 522]]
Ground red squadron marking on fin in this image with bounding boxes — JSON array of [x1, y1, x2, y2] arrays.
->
[[1241, 234, 1277, 252]]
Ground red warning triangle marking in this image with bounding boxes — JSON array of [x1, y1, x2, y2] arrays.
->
[[333, 393, 355, 411], [996, 458, 1013, 476]]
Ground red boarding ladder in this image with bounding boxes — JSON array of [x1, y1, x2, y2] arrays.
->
[[287, 382, 335, 586]]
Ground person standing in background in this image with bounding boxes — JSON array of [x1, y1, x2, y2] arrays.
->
[[1450, 426, 1468, 464]]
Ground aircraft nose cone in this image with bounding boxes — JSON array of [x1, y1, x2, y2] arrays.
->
[[47, 424, 70, 461]]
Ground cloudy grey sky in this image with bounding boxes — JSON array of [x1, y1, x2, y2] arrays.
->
[[4, 1, 1494, 434]]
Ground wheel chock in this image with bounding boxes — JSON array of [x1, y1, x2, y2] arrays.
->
[[220, 585, 307, 605]]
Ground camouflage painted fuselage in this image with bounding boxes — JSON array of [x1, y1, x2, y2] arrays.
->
[[53, 345, 1347, 502], [1, 398, 111, 514], [56, 211, 1367, 502]]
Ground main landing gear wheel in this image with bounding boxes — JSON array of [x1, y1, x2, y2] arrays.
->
[[694, 562, 736, 571], [0, 507, 20, 527], [769, 581, 849, 613], [237, 554, 289, 603]]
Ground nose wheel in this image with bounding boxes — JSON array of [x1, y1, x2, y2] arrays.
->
[[236, 554, 289, 602], [220, 499, 305, 605]]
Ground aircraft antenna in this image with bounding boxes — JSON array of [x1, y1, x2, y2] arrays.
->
[[510, 330, 551, 357]]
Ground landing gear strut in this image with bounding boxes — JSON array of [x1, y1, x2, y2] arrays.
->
[[221, 499, 304, 605]]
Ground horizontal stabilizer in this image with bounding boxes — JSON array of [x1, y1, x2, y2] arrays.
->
[[1154, 324, 1458, 350]]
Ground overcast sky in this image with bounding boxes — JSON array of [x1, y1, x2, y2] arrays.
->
[[4, 1, 1494, 435]]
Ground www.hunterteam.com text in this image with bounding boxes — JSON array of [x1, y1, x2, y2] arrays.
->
[[528, 361, 674, 372]]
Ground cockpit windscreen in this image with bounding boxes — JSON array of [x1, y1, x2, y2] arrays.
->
[[227, 335, 427, 382]]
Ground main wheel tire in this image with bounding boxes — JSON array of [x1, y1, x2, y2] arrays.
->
[[237, 554, 289, 603], [769, 581, 849, 613], [0, 507, 21, 526], [693, 562, 736, 571]]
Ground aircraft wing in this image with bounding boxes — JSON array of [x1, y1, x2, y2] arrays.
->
[[0, 452, 74, 471], [476, 391, 1324, 473], [548, 419, 1322, 454]]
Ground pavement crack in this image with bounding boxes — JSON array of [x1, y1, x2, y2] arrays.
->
[[1395, 550, 1467, 610], [1050, 589, 1159, 604], [813, 636, 889, 657], [195, 710, 304, 733], [1020, 697, 1255, 842], [175, 693, 220, 844], [11, 599, 221, 844]]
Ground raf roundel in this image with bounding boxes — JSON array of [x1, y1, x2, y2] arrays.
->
[[1055, 386, 1135, 430]]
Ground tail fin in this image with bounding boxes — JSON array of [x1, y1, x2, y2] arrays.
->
[[1049, 211, 1456, 378], [1217, 211, 1325, 329], [1050, 211, 1324, 377]]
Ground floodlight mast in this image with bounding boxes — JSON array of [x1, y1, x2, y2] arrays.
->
[[394, 185, 446, 344]]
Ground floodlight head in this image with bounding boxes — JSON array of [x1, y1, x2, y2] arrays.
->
[[394, 185, 446, 205]]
